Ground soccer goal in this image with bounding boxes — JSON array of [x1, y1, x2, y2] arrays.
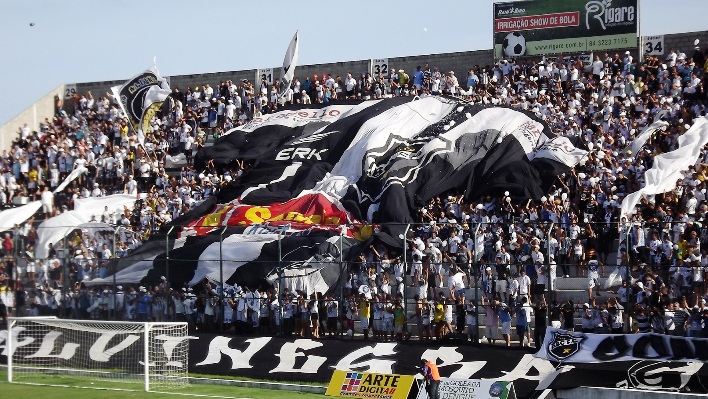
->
[[6, 317, 189, 391]]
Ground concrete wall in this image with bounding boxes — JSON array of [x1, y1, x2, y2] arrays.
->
[[70, 48, 496, 102], [69, 30, 706, 102], [0, 85, 64, 151], [661, 31, 708, 59]]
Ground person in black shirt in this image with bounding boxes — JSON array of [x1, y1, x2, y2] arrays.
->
[[15, 285, 26, 316], [561, 300, 576, 331], [672, 299, 690, 336], [533, 296, 548, 349], [0, 297, 7, 329], [85, 160, 98, 187], [455, 295, 466, 334], [46, 242, 57, 259]]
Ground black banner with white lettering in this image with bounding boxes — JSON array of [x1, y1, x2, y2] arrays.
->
[[185, 334, 545, 396], [537, 328, 708, 363], [3, 331, 708, 397]]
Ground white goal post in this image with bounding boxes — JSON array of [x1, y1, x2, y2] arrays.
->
[[7, 317, 189, 391]]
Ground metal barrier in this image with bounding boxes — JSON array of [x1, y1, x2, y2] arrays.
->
[[0, 219, 704, 341]]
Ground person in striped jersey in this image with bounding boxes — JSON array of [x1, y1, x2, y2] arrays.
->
[[634, 306, 652, 333]]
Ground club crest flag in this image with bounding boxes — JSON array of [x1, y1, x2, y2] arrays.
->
[[537, 327, 708, 363], [545, 330, 584, 361], [111, 62, 172, 144]]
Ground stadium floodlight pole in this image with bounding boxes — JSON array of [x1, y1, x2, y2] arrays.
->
[[11, 234, 19, 289], [625, 222, 632, 286], [278, 229, 283, 336], [473, 222, 481, 336], [112, 225, 132, 320], [637, 0, 643, 63], [402, 223, 410, 338], [625, 222, 633, 331], [547, 222, 554, 327], [339, 227, 344, 339], [166, 226, 175, 299], [112, 225, 125, 320], [219, 227, 227, 331], [61, 234, 68, 316]]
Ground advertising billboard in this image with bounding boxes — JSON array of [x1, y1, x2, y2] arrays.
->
[[493, 0, 638, 58]]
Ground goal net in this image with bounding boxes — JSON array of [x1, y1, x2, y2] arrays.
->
[[6, 317, 189, 391]]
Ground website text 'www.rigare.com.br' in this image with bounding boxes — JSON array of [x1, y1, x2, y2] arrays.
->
[[531, 40, 586, 52]]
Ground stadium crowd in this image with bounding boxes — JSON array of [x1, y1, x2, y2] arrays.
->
[[1, 46, 708, 348]]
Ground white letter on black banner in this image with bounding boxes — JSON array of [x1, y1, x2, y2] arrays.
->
[[89, 333, 141, 362], [333, 343, 398, 373], [0, 327, 35, 358], [271, 339, 326, 374], [195, 336, 270, 369], [26, 331, 79, 360]]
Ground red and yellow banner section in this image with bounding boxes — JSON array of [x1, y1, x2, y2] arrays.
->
[[189, 193, 372, 240], [326, 370, 414, 399]]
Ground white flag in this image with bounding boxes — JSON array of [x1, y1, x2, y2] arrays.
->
[[278, 31, 299, 100], [620, 117, 708, 217], [627, 120, 669, 155]]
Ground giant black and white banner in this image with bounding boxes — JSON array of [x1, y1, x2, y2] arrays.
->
[[0, 330, 550, 398], [4, 331, 708, 396], [537, 327, 708, 363], [99, 96, 586, 291], [111, 63, 171, 144]]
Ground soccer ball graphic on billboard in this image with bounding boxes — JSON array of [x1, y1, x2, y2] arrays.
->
[[503, 31, 527, 57]]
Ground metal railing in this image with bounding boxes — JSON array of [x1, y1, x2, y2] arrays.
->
[[0, 219, 704, 341]]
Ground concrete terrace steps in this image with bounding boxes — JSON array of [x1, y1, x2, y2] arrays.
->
[[164, 132, 215, 177], [400, 277, 622, 331]]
